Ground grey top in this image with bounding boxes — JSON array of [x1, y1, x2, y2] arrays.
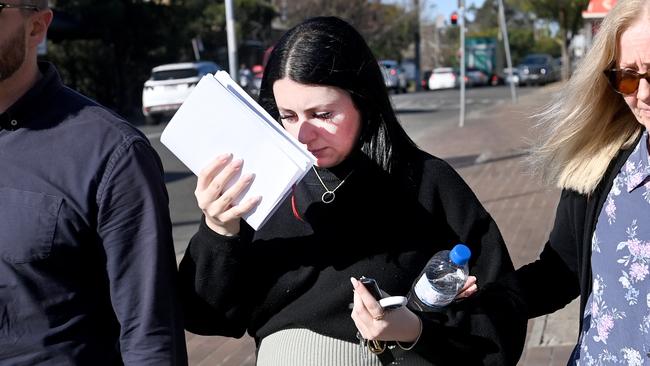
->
[[257, 328, 433, 366]]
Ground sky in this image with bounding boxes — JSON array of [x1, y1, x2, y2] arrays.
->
[[429, 0, 485, 20]]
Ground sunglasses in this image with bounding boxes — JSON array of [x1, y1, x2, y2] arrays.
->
[[604, 68, 650, 95], [0, 2, 39, 14]]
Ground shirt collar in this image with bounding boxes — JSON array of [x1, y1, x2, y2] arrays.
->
[[623, 129, 650, 193], [0, 62, 61, 131]]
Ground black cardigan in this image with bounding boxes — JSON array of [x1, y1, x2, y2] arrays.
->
[[179, 150, 527, 365], [501, 133, 642, 335]]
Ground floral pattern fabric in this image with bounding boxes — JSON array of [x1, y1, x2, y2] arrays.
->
[[572, 131, 650, 366]]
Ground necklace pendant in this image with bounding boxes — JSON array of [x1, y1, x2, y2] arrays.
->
[[322, 191, 335, 204]]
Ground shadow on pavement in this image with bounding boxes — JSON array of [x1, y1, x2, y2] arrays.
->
[[445, 154, 481, 169], [445, 151, 528, 169]]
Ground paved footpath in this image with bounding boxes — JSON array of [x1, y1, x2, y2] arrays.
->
[[184, 83, 579, 365]]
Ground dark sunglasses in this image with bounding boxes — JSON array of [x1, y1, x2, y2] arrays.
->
[[0, 2, 39, 14], [604, 68, 650, 95]]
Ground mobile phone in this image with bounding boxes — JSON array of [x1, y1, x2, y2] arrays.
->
[[359, 276, 383, 300], [379, 296, 408, 310]]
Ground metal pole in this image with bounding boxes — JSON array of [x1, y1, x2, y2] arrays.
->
[[498, 0, 517, 103], [191, 38, 200, 61], [414, 0, 421, 91], [459, 0, 466, 128], [225, 0, 238, 79]]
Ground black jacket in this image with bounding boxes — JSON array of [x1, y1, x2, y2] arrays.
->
[[179, 150, 527, 365], [501, 133, 642, 334]]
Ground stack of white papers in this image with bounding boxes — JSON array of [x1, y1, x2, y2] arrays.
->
[[160, 71, 315, 230]]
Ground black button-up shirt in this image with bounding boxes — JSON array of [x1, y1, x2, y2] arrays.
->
[[0, 63, 187, 365]]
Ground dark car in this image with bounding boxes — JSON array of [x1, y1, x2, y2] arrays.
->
[[379, 60, 408, 94], [516, 53, 558, 86]]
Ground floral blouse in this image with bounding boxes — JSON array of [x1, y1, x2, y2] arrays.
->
[[572, 130, 650, 366]]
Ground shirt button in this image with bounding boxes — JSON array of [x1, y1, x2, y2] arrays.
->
[[10, 120, 18, 126]]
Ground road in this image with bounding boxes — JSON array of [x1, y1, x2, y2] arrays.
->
[[137, 85, 536, 258]]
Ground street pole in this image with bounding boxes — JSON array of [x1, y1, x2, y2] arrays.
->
[[498, 0, 517, 103], [225, 0, 238, 80], [414, 0, 421, 91], [459, 0, 466, 128]]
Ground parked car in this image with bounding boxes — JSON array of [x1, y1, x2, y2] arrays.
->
[[379, 60, 408, 93], [465, 67, 489, 87], [516, 54, 557, 86], [142, 61, 221, 125], [428, 67, 458, 90]]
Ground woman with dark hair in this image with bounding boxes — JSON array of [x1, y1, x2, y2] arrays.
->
[[179, 16, 525, 365]]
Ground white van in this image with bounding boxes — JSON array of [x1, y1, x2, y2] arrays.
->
[[141, 61, 221, 125]]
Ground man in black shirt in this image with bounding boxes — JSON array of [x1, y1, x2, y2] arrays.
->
[[0, 1, 187, 364]]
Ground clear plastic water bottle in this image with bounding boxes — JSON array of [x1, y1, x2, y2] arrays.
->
[[408, 244, 472, 311]]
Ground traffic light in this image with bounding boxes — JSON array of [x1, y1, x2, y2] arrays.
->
[[450, 12, 459, 26]]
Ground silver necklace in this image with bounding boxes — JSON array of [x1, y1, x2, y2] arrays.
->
[[312, 166, 354, 204]]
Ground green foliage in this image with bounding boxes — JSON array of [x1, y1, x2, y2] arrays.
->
[[45, 0, 275, 117], [276, 0, 416, 62]]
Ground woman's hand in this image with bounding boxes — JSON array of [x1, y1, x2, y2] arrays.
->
[[195, 153, 261, 236], [350, 277, 421, 343], [456, 275, 478, 299]]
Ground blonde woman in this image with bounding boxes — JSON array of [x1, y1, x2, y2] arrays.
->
[[502, 0, 650, 363], [354, 1, 650, 364]]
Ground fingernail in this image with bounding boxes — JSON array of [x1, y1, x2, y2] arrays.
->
[[350, 277, 358, 288], [232, 159, 243, 168], [245, 173, 255, 182], [217, 153, 232, 162]]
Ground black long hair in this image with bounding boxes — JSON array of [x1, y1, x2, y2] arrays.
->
[[258, 16, 419, 176]]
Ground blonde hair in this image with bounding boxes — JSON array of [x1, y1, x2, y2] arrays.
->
[[529, 0, 649, 194]]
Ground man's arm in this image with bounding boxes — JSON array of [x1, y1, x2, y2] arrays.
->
[[97, 137, 187, 365]]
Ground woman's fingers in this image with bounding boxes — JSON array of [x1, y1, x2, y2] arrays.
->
[[202, 159, 243, 203], [195, 155, 262, 235], [350, 278, 421, 342], [350, 278, 391, 340], [196, 153, 232, 193], [206, 174, 261, 221], [350, 278, 385, 321], [456, 275, 478, 299], [351, 289, 372, 339]]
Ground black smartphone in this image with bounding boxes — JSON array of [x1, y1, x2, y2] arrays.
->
[[359, 276, 383, 300]]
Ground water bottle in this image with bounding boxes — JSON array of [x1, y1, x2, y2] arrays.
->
[[408, 244, 471, 311]]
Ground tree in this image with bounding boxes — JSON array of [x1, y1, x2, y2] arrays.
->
[[46, 0, 276, 117], [183, 0, 276, 66], [467, 0, 553, 65], [521, 0, 588, 80], [48, 0, 193, 115], [277, 0, 415, 61]]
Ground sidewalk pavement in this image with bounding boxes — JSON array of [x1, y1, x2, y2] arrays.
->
[[184, 83, 579, 366]]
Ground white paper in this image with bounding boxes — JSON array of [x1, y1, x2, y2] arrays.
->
[[160, 73, 315, 230]]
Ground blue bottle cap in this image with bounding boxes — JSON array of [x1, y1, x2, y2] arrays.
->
[[449, 244, 471, 266]]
